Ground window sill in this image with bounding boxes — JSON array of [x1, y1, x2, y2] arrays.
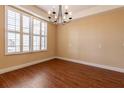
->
[[5, 50, 48, 56]]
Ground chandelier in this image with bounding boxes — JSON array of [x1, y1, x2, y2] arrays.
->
[[48, 5, 72, 24]]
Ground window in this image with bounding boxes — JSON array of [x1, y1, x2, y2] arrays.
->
[[7, 10, 21, 53], [6, 6, 47, 54], [41, 22, 47, 50], [22, 15, 30, 52], [33, 19, 41, 51]]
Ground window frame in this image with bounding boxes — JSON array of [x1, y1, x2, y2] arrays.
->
[[5, 6, 48, 55]]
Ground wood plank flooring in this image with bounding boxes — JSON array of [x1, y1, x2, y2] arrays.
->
[[0, 59, 124, 88]]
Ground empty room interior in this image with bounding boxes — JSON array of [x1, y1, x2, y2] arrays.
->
[[0, 5, 124, 88]]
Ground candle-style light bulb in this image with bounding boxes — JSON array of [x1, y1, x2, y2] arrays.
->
[[48, 11, 51, 15], [55, 15, 57, 19], [65, 5, 68, 10], [69, 12, 72, 15], [63, 16, 66, 19]]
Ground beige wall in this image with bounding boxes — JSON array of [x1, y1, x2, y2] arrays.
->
[[0, 5, 57, 69], [57, 7, 124, 68]]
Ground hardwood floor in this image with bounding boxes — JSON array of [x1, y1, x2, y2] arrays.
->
[[0, 59, 124, 88]]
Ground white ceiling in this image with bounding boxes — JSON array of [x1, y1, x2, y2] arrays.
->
[[37, 5, 123, 20], [38, 5, 95, 14]]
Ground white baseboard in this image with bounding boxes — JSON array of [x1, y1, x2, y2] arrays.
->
[[56, 56, 124, 73], [0, 57, 56, 74]]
